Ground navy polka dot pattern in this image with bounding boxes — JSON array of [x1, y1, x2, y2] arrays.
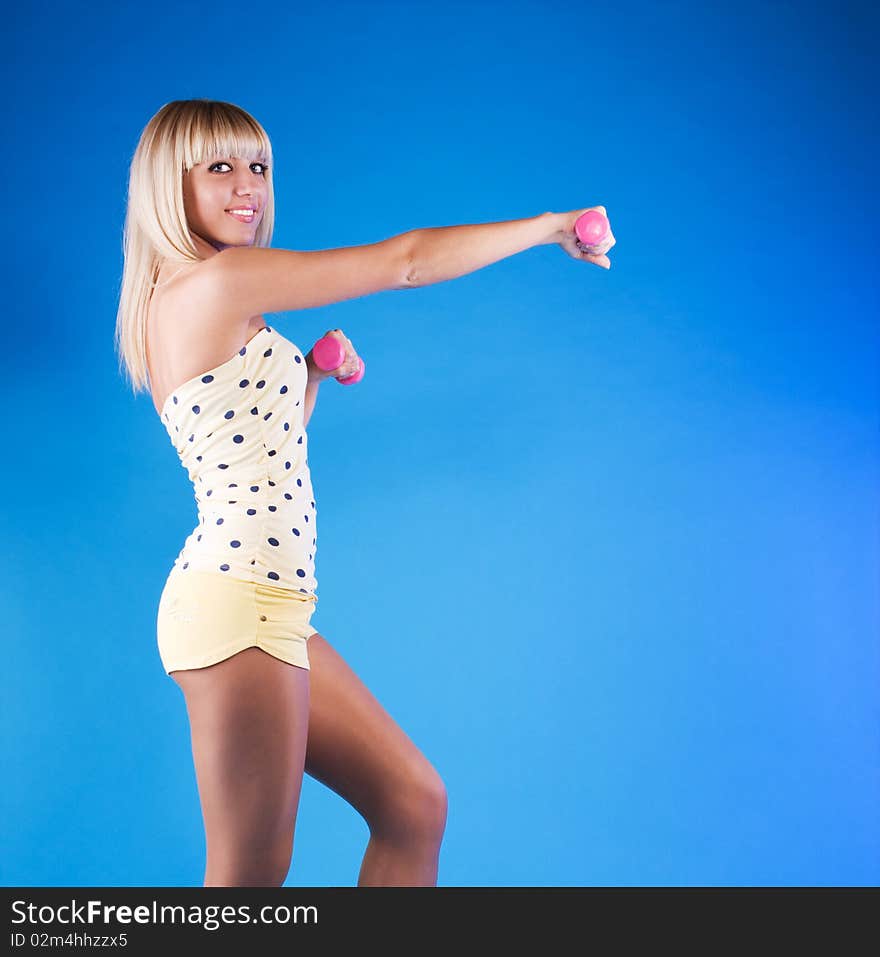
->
[[159, 325, 318, 599]]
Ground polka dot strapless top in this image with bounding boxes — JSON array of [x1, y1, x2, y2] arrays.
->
[[158, 324, 318, 601]]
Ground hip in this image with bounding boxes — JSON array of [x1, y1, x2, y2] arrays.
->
[[156, 566, 318, 673]]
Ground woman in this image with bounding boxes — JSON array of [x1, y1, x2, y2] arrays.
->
[[115, 98, 615, 888]]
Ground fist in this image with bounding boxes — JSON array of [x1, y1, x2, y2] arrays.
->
[[559, 205, 616, 269], [306, 328, 362, 382]]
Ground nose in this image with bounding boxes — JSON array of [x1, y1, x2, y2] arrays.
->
[[231, 165, 266, 198]]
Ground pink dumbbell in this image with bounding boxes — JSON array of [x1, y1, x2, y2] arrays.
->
[[312, 334, 366, 385], [574, 209, 610, 252]]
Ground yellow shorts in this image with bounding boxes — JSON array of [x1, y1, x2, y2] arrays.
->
[[156, 567, 318, 674]]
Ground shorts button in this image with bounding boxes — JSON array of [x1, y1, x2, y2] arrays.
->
[[259, 614, 267, 621]]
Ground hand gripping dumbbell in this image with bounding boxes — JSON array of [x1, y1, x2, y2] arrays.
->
[[573, 209, 610, 253], [311, 335, 366, 385]]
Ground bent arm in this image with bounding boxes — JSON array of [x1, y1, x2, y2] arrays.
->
[[406, 212, 564, 288], [303, 377, 319, 428]]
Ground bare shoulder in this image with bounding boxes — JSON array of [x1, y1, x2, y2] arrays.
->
[[156, 258, 230, 334], [147, 259, 255, 416]]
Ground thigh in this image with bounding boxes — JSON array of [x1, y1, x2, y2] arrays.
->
[[304, 632, 445, 828], [171, 647, 310, 878]]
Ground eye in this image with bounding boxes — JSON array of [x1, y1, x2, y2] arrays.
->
[[209, 161, 269, 175]]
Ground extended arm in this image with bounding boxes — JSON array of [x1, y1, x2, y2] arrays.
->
[[405, 212, 564, 287]]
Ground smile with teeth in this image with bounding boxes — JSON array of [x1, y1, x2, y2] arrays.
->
[[227, 209, 256, 222]]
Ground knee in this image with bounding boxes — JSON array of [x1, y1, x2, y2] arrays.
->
[[417, 769, 448, 840], [375, 764, 448, 846]]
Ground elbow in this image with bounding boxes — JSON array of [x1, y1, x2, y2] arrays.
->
[[402, 262, 419, 289], [400, 231, 420, 289]]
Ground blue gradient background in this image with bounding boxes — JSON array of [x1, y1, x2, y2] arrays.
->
[[2, 1, 877, 887]]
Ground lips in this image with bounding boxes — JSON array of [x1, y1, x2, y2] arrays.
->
[[226, 209, 256, 223]]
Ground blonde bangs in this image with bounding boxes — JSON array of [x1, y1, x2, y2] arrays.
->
[[178, 101, 273, 172]]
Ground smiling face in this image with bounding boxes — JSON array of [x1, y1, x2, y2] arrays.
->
[[182, 155, 270, 256]]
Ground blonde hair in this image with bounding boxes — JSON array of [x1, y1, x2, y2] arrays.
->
[[114, 98, 276, 396]]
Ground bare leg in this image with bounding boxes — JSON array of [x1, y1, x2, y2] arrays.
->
[[304, 633, 448, 886], [171, 647, 310, 886]]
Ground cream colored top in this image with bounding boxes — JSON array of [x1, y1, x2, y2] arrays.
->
[[158, 323, 318, 600]]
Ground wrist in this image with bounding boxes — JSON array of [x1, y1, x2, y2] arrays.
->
[[540, 212, 566, 245]]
